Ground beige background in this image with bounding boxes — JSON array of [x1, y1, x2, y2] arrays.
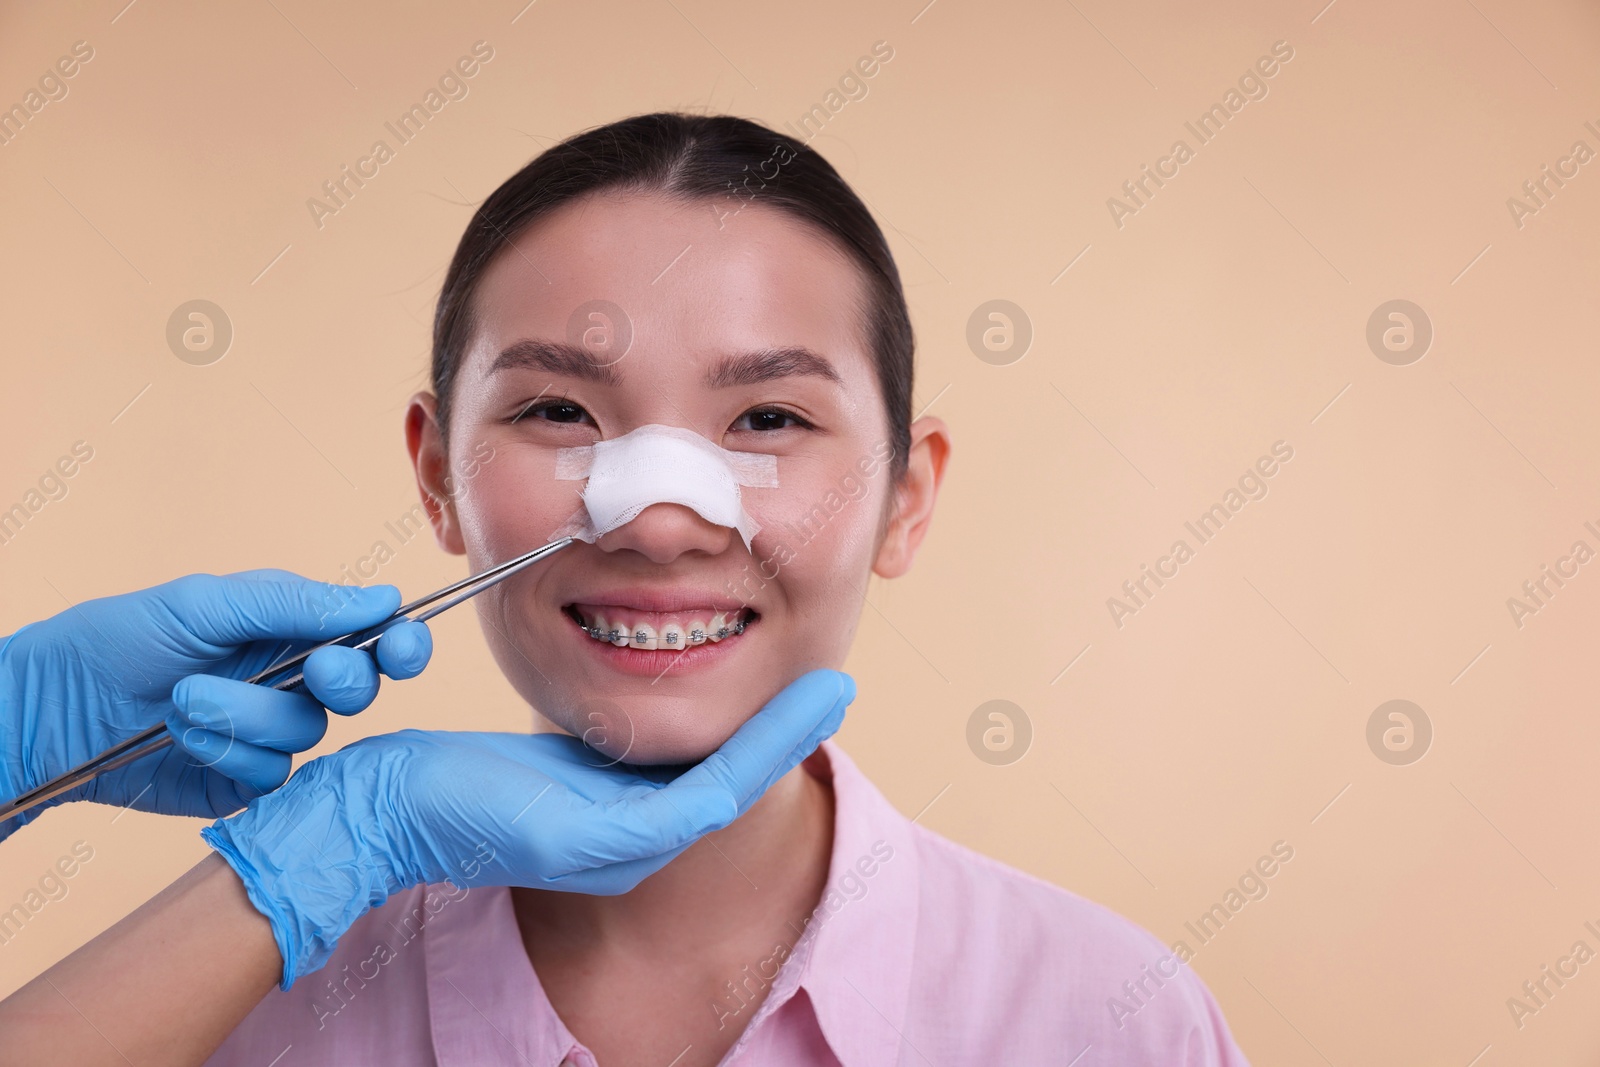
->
[[2, 0, 1598, 1062]]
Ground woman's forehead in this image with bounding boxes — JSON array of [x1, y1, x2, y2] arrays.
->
[[464, 191, 872, 383]]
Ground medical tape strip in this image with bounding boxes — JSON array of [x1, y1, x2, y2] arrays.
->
[[552, 424, 778, 550]]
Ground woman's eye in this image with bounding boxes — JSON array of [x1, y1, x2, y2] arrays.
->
[[733, 408, 810, 432], [512, 400, 592, 425]]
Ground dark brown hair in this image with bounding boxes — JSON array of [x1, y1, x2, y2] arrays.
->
[[430, 111, 914, 479]]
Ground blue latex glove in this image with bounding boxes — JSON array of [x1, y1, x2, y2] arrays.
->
[[201, 668, 855, 987], [0, 569, 433, 840]]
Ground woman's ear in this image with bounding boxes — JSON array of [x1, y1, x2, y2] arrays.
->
[[405, 392, 468, 555], [872, 415, 951, 579]]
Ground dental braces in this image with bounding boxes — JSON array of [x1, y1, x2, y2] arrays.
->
[[585, 620, 747, 644]]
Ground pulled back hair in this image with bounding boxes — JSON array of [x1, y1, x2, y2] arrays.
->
[[430, 111, 914, 480]]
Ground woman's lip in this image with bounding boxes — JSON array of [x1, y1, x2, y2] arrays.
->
[[564, 608, 752, 677], [562, 589, 754, 614]]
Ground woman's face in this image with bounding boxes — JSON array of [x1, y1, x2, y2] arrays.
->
[[407, 189, 947, 763]]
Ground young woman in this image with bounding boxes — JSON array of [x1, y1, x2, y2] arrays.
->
[[0, 113, 1247, 1065]]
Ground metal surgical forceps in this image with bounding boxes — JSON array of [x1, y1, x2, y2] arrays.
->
[[0, 537, 574, 825]]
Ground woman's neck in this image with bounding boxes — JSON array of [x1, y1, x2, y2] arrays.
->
[[510, 752, 836, 1063]]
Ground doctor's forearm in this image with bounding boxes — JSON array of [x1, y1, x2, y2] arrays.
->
[[0, 853, 280, 1067]]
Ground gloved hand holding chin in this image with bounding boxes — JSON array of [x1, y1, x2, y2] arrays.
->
[[201, 668, 856, 988]]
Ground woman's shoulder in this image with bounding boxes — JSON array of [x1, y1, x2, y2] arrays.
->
[[899, 822, 1249, 1063], [907, 819, 1151, 944], [821, 738, 1248, 1059]]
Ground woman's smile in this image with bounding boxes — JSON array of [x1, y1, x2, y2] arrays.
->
[[564, 606, 756, 677], [567, 604, 754, 649], [559, 583, 760, 677]]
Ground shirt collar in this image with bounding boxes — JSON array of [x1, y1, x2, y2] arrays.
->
[[424, 882, 581, 1067], [420, 739, 922, 1067], [728, 739, 922, 1067]]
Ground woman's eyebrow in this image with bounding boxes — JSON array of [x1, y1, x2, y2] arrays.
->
[[488, 340, 842, 389], [490, 338, 622, 386], [705, 347, 843, 388]]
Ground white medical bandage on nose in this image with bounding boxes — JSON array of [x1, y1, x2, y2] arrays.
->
[[552, 424, 779, 550]]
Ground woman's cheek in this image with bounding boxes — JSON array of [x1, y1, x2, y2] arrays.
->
[[742, 462, 885, 592], [750, 451, 886, 550], [456, 449, 579, 558]]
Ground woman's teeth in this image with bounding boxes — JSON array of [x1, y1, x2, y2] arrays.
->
[[574, 608, 749, 650]]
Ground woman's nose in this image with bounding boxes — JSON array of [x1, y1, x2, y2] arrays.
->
[[595, 503, 733, 563]]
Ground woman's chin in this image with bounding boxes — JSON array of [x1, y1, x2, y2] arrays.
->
[[603, 724, 740, 768], [539, 696, 747, 768]]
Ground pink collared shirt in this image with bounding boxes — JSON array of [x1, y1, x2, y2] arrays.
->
[[205, 741, 1249, 1066]]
